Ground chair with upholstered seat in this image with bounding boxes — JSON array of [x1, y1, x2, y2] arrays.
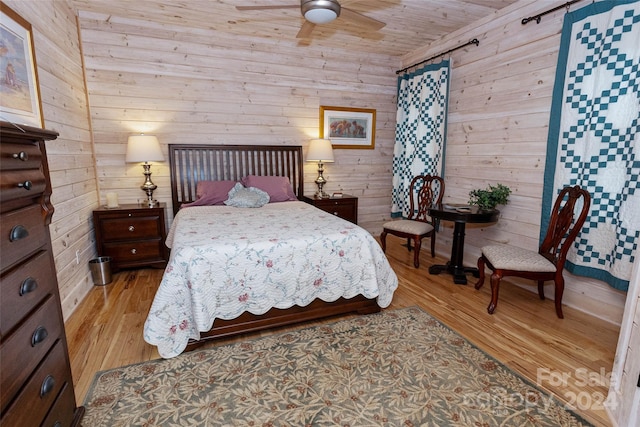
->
[[380, 175, 445, 268], [474, 185, 590, 318]]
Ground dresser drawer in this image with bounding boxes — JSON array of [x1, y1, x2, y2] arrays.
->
[[99, 214, 163, 242], [0, 251, 56, 337], [0, 142, 43, 171], [40, 381, 77, 427], [0, 204, 48, 271], [1, 339, 71, 427], [0, 169, 47, 204], [1, 295, 61, 412], [103, 239, 165, 263], [322, 202, 356, 220], [302, 195, 358, 224]]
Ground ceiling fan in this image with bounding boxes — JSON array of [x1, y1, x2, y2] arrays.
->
[[236, 0, 386, 39]]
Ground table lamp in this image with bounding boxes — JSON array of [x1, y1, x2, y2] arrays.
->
[[306, 138, 334, 199], [126, 134, 164, 207]]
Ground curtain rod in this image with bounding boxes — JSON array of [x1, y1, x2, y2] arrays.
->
[[521, 0, 584, 25], [396, 38, 479, 75]]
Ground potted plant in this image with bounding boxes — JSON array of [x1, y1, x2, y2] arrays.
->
[[468, 183, 511, 210]]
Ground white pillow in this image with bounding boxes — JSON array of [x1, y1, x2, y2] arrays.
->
[[224, 183, 270, 208]]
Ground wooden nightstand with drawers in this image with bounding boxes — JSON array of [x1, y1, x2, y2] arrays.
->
[[93, 203, 169, 272], [302, 194, 358, 224]]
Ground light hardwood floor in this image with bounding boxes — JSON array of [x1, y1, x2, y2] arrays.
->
[[66, 241, 620, 426]]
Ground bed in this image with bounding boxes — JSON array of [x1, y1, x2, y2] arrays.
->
[[143, 144, 398, 358]]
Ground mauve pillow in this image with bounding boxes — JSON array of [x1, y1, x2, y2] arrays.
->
[[181, 180, 238, 208], [240, 175, 298, 202]]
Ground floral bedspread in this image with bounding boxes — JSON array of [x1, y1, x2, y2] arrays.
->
[[143, 201, 398, 358]]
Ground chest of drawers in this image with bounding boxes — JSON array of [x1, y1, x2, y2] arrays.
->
[[0, 122, 84, 426], [93, 204, 168, 272]]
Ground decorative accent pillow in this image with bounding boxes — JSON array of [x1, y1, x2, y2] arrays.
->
[[240, 175, 298, 202], [181, 180, 238, 208], [224, 183, 270, 208]]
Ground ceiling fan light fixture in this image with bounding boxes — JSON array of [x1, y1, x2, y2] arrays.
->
[[301, 0, 341, 24]]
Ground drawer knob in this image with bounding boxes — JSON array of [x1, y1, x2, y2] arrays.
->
[[10, 225, 29, 242], [128, 225, 135, 232], [17, 180, 33, 190], [131, 248, 137, 254], [40, 375, 56, 397], [12, 151, 28, 161], [31, 326, 48, 347], [19, 277, 38, 296]]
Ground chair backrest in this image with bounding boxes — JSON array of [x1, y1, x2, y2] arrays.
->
[[407, 175, 445, 222], [539, 185, 591, 266]]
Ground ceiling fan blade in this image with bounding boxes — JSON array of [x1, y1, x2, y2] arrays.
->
[[340, 0, 367, 6], [340, 7, 385, 31], [296, 20, 316, 38], [236, 5, 298, 11]]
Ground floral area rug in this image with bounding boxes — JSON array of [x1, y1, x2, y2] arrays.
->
[[83, 307, 591, 426]]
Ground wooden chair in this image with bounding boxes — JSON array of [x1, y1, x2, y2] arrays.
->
[[474, 185, 591, 318], [380, 175, 445, 268]]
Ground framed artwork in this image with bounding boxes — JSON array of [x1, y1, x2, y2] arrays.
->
[[0, 1, 43, 128], [320, 106, 376, 149]]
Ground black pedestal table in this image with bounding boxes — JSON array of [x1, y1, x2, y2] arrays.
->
[[428, 205, 500, 284]]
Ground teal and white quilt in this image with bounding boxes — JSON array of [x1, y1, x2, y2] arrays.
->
[[392, 60, 449, 218], [543, 0, 640, 291]]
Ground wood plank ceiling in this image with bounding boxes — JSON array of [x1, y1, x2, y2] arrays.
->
[[70, 0, 521, 58]]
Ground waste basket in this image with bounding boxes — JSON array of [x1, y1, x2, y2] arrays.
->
[[89, 256, 112, 285]]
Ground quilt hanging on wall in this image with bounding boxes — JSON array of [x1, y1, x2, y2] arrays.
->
[[391, 60, 449, 218], [543, 0, 640, 291]]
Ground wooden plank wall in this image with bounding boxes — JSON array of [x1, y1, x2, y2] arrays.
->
[[75, 10, 399, 231], [76, 0, 626, 322], [7, 0, 626, 323], [400, 0, 626, 323], [606, 274, 639, 425], [4, 0, 98, 319]]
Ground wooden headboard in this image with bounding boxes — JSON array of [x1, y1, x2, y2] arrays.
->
[[169, 144, 304, 215]]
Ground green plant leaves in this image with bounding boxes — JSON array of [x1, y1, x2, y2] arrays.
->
[[468, 183, 511, 210]]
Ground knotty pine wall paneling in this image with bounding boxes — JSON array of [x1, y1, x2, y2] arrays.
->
[[72, 0, 625, 323], [76, 11, 398, 232], [3, 0, 98, 320], [400, 0, 625, 323]]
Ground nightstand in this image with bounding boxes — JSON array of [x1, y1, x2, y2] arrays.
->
[[302, 195, 358, 224], [93, 203, 168, 272]]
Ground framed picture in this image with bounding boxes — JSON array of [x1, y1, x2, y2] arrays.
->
[[0, 1, 43, 128], [320, 106, 376, 149]]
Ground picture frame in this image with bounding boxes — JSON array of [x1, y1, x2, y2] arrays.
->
[[0, 1, 44, 128], [320, 106, 376, 149]]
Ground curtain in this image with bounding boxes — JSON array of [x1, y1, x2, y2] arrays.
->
[[391, 60, 449, 218], [543, 0, 640, 291]]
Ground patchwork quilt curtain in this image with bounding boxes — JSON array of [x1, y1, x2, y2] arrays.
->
[[391, 60, 449, 218], [543, 0, 640, 291]]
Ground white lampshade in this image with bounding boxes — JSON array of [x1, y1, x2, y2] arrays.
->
[[126, 134, 164, 163], [302, 0, 340, 24], [306, 139, 335, 162]]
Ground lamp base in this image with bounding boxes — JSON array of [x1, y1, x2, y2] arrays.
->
[[140, 162, 158, 207], [144, 197, 159, 207], [314, 161, 330, 199], [314, 187, 331, 199]]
